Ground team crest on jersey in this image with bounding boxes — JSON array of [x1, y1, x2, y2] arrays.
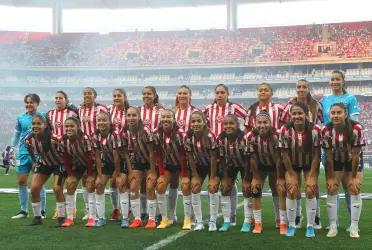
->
[[55, 121, 63, 128], [113, 117, 122, 125], [177, 119, 185, 127], [144, 119, 151, 126], [216, 115, 224, 123], [83, 116, 90, 123]]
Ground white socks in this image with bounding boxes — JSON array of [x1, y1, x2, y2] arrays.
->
[[65, 194, 75, 219], [83, 187, 89, 212], [157, 194, 168, 220], [273, 196, 280, 220], [286, 198, 297, 227], [327, 194, 337, 228], [56, 202, 65, 218], [131, 198, 141, 220], [109, 188, 119, 209], [147, 199, 157, 221], [32, 202, 41, 217], [280, 210, 288, 225], [88, 192, 96, 219], [209, 193, 219, 222], [183, 195, 192, 220], [230, 184, 238, 218], [296, 198, 302, 217], [95, 194, 105, 219], [119, 192, 129, 219], [253, 209, 262, 223], [316, 198, 321, 218], [168, 189, 178, 218], [221, 195, 231, 223], [243, 198, 253, 223], [140, 193, 148, 214], [306, 197, 317, 227], [350, 194, 362, 230], [192, 193, 202, 223]]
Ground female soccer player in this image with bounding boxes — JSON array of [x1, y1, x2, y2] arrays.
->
[[204, 84, 247, 226], [283, 79, 323, 229], [107, 88, 130, 221], [57, 117, 95, 227], [25, 115, 66, 227], [217, 114, 250, 232], [11, 94, 47, 219], [184, 111, 218, 231], [48, 91, 79, 220], [323, 103, 364, 239], [122, 107, 157, 229], [321, 70, 360, 232], [139, 86, 164, 223], [245, 83, 286, 228], [154, 109, 188, 229], [79, 87, 108, 220], [91, 111, 130, 227], [279, 102, 321, 238], [247, 110, 285, 234]]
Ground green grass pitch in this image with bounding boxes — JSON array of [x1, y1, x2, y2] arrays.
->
[[0, 168, 371, 250]]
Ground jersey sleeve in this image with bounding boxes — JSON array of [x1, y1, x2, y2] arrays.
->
[[217, 137, 225, 157], [245, 132, 256, 153], [153, 129, 160, 146], [352, 124, 365, 147], [91, 134, 99, 149], [143, 127, 154, 143], [208, 132, 218, 150], [316, 102, 324, 124], [244, 109, 254, 128], [348, 95, 360, 116], [82, 135, 92, 152], [15, 116, 21, 132], [321, 126, 332, 149], [312, 125, 322, 148], [277, 103, 287, 123], [183, 135, 193, 152], [278, 126, 289, 149], [177, 129, 185, 147], [232, 103, 247, 120], [112, 130, 124, 149], [281, 103, 292, 123]]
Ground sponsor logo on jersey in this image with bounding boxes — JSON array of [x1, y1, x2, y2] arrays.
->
[[216, 115, 224, 123]]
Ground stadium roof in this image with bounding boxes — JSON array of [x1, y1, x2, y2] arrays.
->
[[0, 0, 317, 9]]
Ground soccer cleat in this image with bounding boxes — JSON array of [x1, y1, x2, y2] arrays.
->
[[295, 215, 303, 229], [12, 211, 28, 219], [55, 217, 65, 228], [52, 209, 58, 220], [194, 222, 205, 231], [346, 225, 351, 233], [93, 218, 107, 227], [314, 216, 322, 230], [129, 219, 143, 228], [28, 216, 42, 226], [306, 226, 315, 238], [157, 219, 169, 229], [168, 215, 177, 226], [350, 228, 360, 239], [285, 226, 296, 237], [208, 221, 217, 232], [280, 224, 288, 235], [219, 222, 231, 232], [73, 209, 77, 220], [121, 218, 130, 228], [111, 208, 120, 221], [253, 222, 263, 234], [240, 222, 251, 233], [182, 219, 192, 230], [145, 219, 156, 229], [230, 215, 237, 226], [85, 218, 95, 227], [5, 173, 10, 176], [190, 216, 196, 227], [155, 214, 162, 226], [141, 213, 149, 224], [327, 227, 338, 237], [61, 218, 74, 227], [41, 210, 46, 219], [82, 208, 89, 220], [275, 218, 280, 229]]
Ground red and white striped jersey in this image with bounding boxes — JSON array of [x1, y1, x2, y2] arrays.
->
[[282, 99, 323, 124], [279, 124, 322, 166], [245, 129, 280, 166], [139, 106, 164, 132], [79, 104, 109, 135], [122, 126, 154, 164], [184, 131, 218, 166], [322, 124, 365, 163], [56, 134, 93, 166], [48, 108, 79, 136], [245, 102, 285, 129], [25, 134, 63, 166], [108, 104, 127, 131], [175, 106, 201, 131], [203, 102, 247, 136], [217, 136, 247, 167], [91, 130, 122, 163], [153, 128, 184, 166]]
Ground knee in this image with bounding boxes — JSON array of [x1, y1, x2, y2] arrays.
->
[[221, 183, 232, 196], [191, 184, 201, 194], [181, 181, 190, 194], [53, 185, 63, 195], [157, 181, 167, 194], [130, 182, 140, 194], [305, 185, 316, 199], [30, 183, 41, 195], [146, 177, 156, 192]]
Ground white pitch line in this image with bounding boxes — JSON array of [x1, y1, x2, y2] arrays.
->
[[143, 201, 245, 250]]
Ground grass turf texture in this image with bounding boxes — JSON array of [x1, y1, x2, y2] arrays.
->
[[0, 168, 371, 250]]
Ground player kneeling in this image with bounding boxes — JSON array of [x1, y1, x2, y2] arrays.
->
[[25, 115, 67, 227]]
